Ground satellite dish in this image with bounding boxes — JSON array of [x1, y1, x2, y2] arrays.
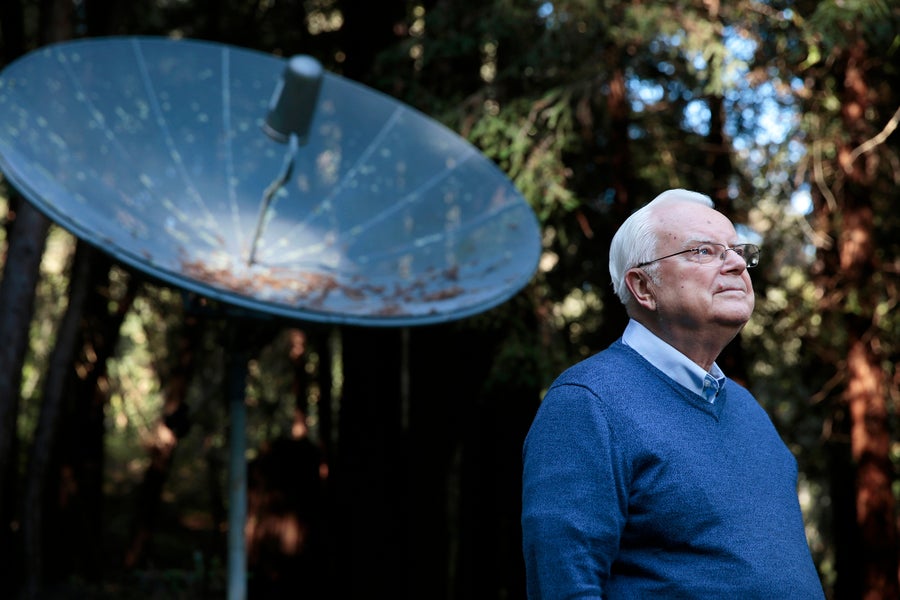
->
[[0, 36, 542, 598], [0, 36, 541, 327]]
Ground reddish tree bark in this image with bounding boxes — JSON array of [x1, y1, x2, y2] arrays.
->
[[831, 37, 898, 600]]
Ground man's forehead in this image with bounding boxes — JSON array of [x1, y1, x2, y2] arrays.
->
[[654, 202, 729, 225], [653, 204, 738, 242]]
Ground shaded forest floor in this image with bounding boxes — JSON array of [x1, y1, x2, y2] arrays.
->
[[38, 492, 230, 599]]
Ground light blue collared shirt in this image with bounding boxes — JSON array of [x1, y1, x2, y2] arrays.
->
[[621, 319, 726, 403]]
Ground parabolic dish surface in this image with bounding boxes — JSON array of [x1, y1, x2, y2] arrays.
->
[[0, 36, 541, 326]]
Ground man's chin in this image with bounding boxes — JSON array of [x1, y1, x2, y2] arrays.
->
[[713, 308, 753, 330]]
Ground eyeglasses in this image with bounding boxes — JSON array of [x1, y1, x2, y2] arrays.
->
[[635, 243, 760, 269]]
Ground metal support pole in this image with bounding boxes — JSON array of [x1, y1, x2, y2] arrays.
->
[[226, 345, 249, 600]]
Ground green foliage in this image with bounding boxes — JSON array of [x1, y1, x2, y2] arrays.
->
[[465, 90, 581, 220], [4, 0, 900, 596], [805, 0, 897, 49]]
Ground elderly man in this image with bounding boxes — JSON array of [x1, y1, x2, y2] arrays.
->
[[521, 189, 824, 598]]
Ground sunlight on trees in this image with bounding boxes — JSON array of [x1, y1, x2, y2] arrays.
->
[[0, 0, 898, 597]]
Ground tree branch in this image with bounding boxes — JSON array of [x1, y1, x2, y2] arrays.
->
[[846, 103, 900, 169]]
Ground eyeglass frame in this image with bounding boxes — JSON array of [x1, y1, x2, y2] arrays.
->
[[634, 242, 760, 269]]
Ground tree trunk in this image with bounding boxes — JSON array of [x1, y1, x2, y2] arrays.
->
[[21, 241, 99, 597], [1, 3, 78, 595], [0, 0, 25, 66], [332, 325, 404, 597], [338, 0, 407, 84], [846, 334, 895, 599], [831, 37, 898, 600], [0, 196, 50, 592]]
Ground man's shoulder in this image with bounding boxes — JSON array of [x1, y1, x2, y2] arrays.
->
[[552, 340, 647, 389]]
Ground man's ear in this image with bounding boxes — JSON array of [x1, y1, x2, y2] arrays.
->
[[624, 268, 657, 311]]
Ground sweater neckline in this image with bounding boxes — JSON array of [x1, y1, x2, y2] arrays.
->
[[615, 340, 727, 421]]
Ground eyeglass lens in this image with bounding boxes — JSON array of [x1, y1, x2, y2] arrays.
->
[[696, 243, 759, 267]]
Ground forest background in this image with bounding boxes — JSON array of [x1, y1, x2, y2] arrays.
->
[[0, 0, 898, 599]]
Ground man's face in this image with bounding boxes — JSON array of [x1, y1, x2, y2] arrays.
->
[[645, 202, 755, 332]]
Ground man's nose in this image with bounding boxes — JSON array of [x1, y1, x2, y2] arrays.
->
[[720, 248, 747, 273]]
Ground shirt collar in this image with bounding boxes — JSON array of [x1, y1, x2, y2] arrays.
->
[[621, 319, 726, 403]]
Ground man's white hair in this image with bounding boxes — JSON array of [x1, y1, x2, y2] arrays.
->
[[608, 189, 714, 307]]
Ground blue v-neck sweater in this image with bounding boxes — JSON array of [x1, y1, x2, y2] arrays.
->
[[522, 340, 824, 598]]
